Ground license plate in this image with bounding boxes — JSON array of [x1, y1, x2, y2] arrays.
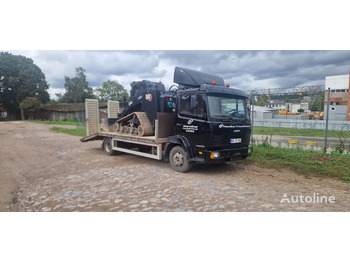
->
[[230, 138, 241, 144]]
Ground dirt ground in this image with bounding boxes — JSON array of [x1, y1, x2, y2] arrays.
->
[[0, 121, 349, 212]]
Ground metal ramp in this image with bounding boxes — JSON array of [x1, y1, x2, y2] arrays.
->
[[107, 100, 120, 118], [85, 99, 100, 136]]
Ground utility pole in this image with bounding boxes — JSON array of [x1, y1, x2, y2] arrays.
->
[[324, 87, 330, 154]]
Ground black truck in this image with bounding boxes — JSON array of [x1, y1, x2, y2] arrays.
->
[[81, 67, 253, 172]]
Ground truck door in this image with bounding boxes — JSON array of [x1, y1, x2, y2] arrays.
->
[[175, 93, 209, 147]]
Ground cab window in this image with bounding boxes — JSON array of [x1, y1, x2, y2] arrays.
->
[[179, 94, 206, 119]]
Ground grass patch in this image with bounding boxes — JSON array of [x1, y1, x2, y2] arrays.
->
[[253, 126, 350, 138], [342, 176, 350, 183], [243, 144, 350, 180], [50, 127, 86, 137], [28, 120, 78, 126]]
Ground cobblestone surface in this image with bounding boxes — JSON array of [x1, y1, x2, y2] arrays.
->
[[1, 121, 350, 212]]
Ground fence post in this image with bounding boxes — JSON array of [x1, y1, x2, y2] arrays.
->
[[251, 93, 254, 143], [324, 87, 330, 153]]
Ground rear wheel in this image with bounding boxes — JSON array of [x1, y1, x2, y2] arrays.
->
[[103, 138, 116, 156], [169, 146, 193, 173]]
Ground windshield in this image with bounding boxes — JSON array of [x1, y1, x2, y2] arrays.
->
[[207, 94, 248, 120]]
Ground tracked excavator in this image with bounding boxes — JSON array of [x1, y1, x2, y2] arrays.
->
[[106, 80, 167, 136]]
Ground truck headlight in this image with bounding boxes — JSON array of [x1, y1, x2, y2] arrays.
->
[[210, 152, 220, 159]]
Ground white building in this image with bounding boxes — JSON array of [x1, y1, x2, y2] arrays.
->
[[324, 74, 350, 121], [268, 102, 285, 110], [300, 102, 309, 112], [252, 106, 278, 119], [285, 102, 309, 113]]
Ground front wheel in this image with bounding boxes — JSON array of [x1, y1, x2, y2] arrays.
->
[[169, 146, 193, 173]]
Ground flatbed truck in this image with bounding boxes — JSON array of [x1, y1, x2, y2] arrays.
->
[[81, 67, 253, 172]]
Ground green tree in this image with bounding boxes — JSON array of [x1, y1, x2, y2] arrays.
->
[[0, 52, 50, 119], [19, 97, 42, 119], [309, 92, 325, 112], [254, 95, 268, 107], [297, 108, 304, 113], [56, 67, 95, 103], [96, 80, 129, 102]]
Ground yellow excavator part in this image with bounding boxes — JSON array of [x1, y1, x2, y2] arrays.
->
[[278, 110, 296, 115]]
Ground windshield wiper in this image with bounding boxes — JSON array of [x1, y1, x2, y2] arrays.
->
[[211, 114, 236, 121], [212, 114, 250, 122]]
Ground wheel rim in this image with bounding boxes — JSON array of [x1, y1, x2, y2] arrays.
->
[[137, 125, 144, 136], [105, 140, 111, 152], [173, 151, 184, 166], [114, 123, 120, 132]]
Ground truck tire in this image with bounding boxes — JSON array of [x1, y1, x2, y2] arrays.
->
[[169, 146, 193, 173], [103, 138, 116, 156]]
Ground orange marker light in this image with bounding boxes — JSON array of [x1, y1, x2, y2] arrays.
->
[[226, 84, 230, 87], [212, 81, 216, 85]]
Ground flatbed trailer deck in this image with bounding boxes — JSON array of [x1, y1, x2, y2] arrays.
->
[[81, 119, 169, 160]]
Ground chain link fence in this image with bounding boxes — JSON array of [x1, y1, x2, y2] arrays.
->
[[249, 86, 350, 154]]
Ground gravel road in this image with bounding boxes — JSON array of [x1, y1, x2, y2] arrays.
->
[[1, 121, 349, 212]]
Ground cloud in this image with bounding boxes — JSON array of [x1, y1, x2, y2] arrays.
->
[[3, 50, 350, 99]]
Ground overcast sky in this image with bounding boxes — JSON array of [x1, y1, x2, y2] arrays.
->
[[6, 50, 350, 99]]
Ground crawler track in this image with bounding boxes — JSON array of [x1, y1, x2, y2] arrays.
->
[[113, 112, 154, 136]]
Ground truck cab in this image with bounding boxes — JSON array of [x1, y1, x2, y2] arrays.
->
[[165, 67, 253, 172]]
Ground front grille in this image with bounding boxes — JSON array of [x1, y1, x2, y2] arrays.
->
[[210, 133, 250, 149], [221, 150, 242, 158]]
